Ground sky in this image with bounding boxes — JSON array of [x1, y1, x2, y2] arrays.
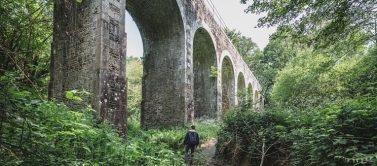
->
[[125, 0, 276, 57]]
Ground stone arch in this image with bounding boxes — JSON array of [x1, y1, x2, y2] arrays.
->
[[193, 27, 217, 119], [254, 90, 259, 107], [247, 83, 253, 107], [247, 83, 253, 95], [259, 95, 264, 109], [221, 55, 235, 115], [126, 0, 186, 128], [236, 72, 246, 105]]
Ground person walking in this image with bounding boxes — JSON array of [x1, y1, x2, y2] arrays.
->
[[183, 124, 200, 164]]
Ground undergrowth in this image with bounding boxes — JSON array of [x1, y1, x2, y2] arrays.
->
[[0, 70, 220, 166], [216, 99, 377, 166]]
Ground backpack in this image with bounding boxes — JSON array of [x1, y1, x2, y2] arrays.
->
[[187, 131, 198, 145]]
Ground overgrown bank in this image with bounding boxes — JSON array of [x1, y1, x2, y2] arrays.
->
[[215, 47, 377, 166], [0, 71, 220, 165], [215, 99, 377, 165]]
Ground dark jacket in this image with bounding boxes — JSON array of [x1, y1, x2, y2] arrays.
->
[[183, 129, 199, 146]]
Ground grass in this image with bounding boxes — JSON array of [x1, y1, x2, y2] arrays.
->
[[126, 118, 221, 165]]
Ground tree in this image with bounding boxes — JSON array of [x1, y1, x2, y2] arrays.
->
[[0, 0, 53, 95], [126, 56, 143, 120], [245, 26, 301, 106], [224, 28, 260, 59], [271, 50, 334, 110], [224, 26, 304, 106], [321, 46, 377, 100], [240, 0, 376, 48]]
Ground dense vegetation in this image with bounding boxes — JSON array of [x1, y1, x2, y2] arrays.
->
[[214, 1, 377, 165], [0, 0, 220, 164], [217, 97, 377, 165], [2, 0, 377, 165], [0, 69, 219, 165]]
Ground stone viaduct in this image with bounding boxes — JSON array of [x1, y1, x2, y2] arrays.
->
[[49, 0, 263, 134]]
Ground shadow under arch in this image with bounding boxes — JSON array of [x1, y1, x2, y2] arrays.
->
[[247, 82, 253, 107], [221, 55, 235, 115], [236, 72, 245, 105], [193, 27, 217, 119], [126, 0, 185, 129], [254, 90, 259, 107]]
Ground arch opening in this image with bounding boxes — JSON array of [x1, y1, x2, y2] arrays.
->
[[221, 56, 235, 115], [254, 90, 259, 107], [193, 28, 217, 119], [246, 83, 253, 107], [259, 95, 264, 109], [126, 0, 186, 128], [236, 72, 246, 106], [126, 11, 143, 58], [125, 11, 144, 122]]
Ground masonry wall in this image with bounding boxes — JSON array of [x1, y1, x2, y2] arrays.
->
[[50, 0, 127, 135], [50, 0, 262, 132], [126, 0, 187, 128], [180, 0, 263, 118]]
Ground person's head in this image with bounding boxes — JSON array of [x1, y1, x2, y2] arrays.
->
[[190, 124, 195, 130]]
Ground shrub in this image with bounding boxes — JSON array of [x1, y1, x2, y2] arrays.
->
[[216, 98, 377, 166]]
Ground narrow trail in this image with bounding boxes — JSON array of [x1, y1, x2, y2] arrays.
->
[[199, 137, 217, 165]]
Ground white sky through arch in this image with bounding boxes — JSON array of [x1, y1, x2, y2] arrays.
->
[[125, 0, 276, 58]]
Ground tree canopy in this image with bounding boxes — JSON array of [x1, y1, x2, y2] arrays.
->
[[224, 28, 260, 59], [0, 0, 53, 95], [240, 0, 377, 48]]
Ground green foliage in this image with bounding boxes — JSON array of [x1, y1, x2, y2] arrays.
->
[[218, 43, 377, 164], [2, 0, 376, 165], [230, 26, 303, 106], [65, 90, 90, 102], [216, 107, 291, 165], [240, 0, 375, 48], [218, 42, 377, 165], [126, 57, 143, 120], [291, 99, 377, 165], [217, 98, 377, 165], [193, 118, 221, 141], [272, 45, 377, 111], [0, 0, 53, 94], [329, 46, 377, 99], [221, 57, 234, 82], [224, 28, 260, 59], [209, 66, 218, 78], [236, 88, 253, 109], [271, 51, 334, 110], [0, 70, 219, 166]]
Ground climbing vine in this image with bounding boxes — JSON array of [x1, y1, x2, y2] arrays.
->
[[209, 66, 217, 78]]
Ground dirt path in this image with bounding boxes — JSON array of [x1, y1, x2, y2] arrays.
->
[[199, 137, 217, 165]]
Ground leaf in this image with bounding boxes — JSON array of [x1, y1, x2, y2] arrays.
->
[[333, 138, 347, 145], [73, 96, 83, 101], [66, 91, 74, 99], [31, 99, 40, 104], [0, 75, 7, 81], [83, 146, 91, 153]]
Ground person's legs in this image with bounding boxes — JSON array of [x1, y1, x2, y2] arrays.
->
[[184, 145, 189, 163], [189, 145, 195, 164]]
